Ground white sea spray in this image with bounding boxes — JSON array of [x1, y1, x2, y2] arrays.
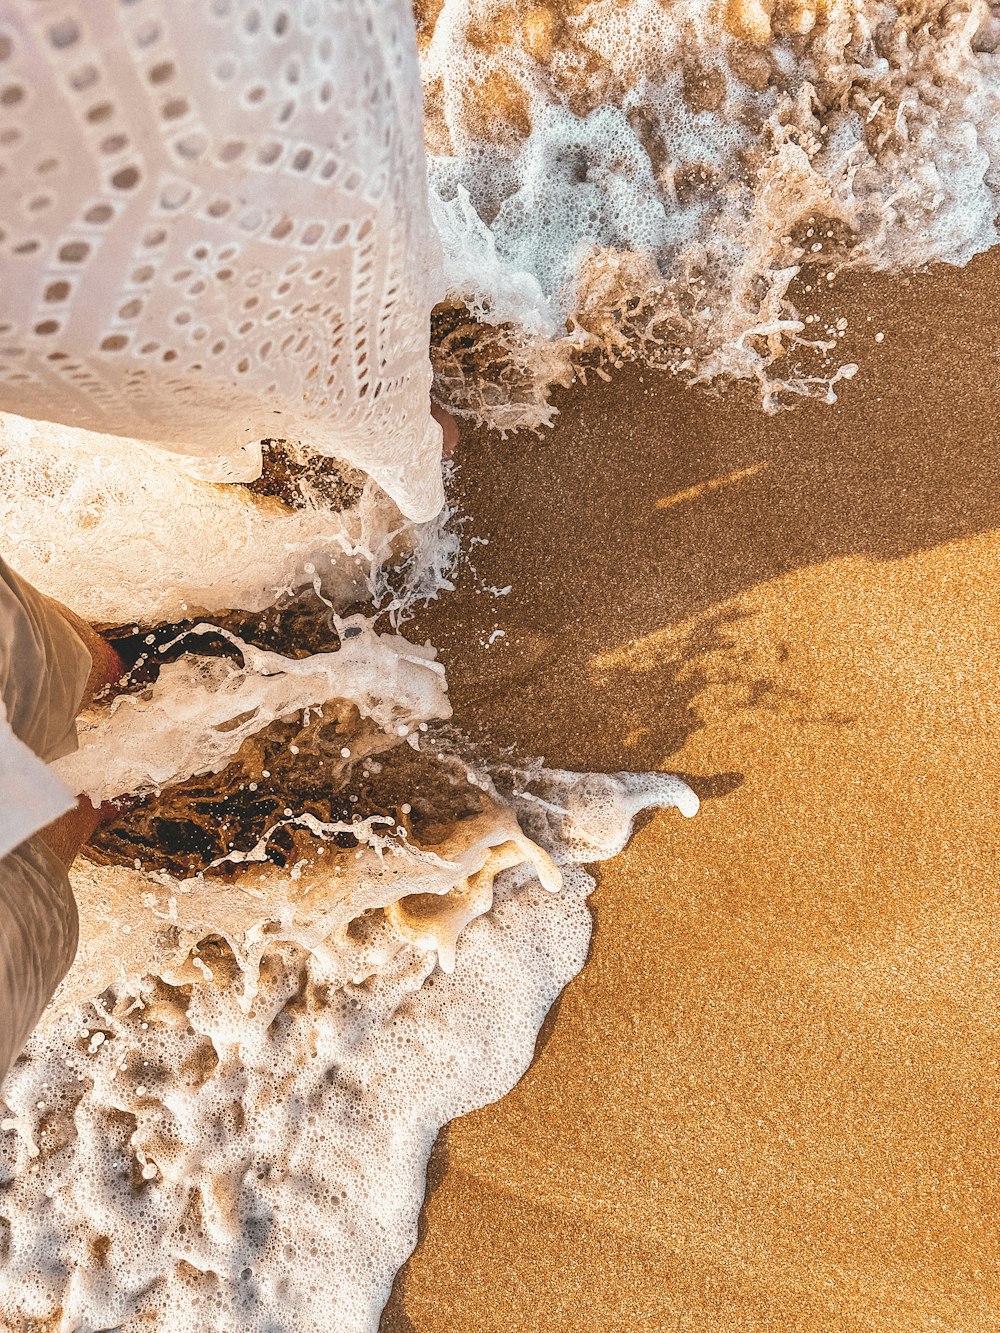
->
[[423, 0, 1000, 419], [2, 1, 996, 1325], [0, 771, 696, 1332]]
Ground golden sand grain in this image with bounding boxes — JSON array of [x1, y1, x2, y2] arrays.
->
[[382, 252, 999, 1330]]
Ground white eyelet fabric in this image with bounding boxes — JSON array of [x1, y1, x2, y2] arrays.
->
[[0, 0, 445, 521]]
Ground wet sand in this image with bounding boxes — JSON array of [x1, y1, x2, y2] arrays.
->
[[382, 252, 999, 1329]]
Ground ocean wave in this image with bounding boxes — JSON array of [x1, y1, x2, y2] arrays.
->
[[2, 1, 994, 1325], [0, 414, 696, 1331], [423, 0, 1000, 420]]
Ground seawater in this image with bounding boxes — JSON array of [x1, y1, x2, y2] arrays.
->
[[0, 412, 698, 1332], [1, 1, 997, 1327], [423, 0, 1000, 419]]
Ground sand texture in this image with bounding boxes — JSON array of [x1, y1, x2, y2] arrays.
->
[[381, 253, 999, 1330]]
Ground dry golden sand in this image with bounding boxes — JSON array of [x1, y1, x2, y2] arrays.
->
[[382, 252, 999, 1331]]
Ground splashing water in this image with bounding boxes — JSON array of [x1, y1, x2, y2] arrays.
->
[[0, 405, 698, 1330], [422, 0, 1000, 421], [1, 0, 995, 1326]]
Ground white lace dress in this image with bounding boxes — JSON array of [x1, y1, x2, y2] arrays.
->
[[0, 0, 444, 521]]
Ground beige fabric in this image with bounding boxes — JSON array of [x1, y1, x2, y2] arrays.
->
[[0, 836, 79, 1083], [0, 557, 90, 1083], [0, 559, 92, 765]]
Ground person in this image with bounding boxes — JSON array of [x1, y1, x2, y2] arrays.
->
[[0, 559, 125, 1081], [0, 0, 450, 519], [0, 0, 456, 1079]]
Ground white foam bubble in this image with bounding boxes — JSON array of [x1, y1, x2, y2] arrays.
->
[[0, 770, 696, 1332], [0, 413, 457, 625], [423, 0, 1000, 417], [54, 619, 451, 807]]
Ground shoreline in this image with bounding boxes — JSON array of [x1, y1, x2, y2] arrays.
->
[[381, 251, 999, 1329]]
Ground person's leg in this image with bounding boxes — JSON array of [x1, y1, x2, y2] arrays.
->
[[40, 599, 126, 712], [0, 835, 78, 1080], [31, 601, 125, 869], [432, 401, 460, 460], [0, 561, 95, 771], [0, 561, 124, 1081], [35, 795, 109, 871]]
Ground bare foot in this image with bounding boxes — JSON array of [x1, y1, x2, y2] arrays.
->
[[37, 795, 105, 870], [432, 400, 459, 460]]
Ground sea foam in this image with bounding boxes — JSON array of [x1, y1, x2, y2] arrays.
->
[[0, 415, 696, 1331], [2, 0, 995, 1325], [423, 0, 1000, 420], [3, 701, 696, 1332]]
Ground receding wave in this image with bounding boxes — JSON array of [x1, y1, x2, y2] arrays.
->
[[423, 0, 999, 421], [1, 1, 994, 1327], [0, 411, 696, 1331]]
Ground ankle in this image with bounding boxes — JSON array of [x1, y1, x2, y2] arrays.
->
[[47, 600, 126, 703]]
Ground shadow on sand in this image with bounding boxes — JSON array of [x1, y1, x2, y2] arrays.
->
[[406, 252, 998, 776], [380, 251, 999, 1330]]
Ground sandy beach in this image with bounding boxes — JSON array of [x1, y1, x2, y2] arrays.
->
[[381, 252, 999, 1329]]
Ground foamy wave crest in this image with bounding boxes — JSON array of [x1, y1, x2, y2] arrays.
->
[[0, 414, 458, 625], [54, 619, 452, 808], [0, 769, 696, 1332], [0, 394, 698, 1330], [422, 0, 1000, 417]]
